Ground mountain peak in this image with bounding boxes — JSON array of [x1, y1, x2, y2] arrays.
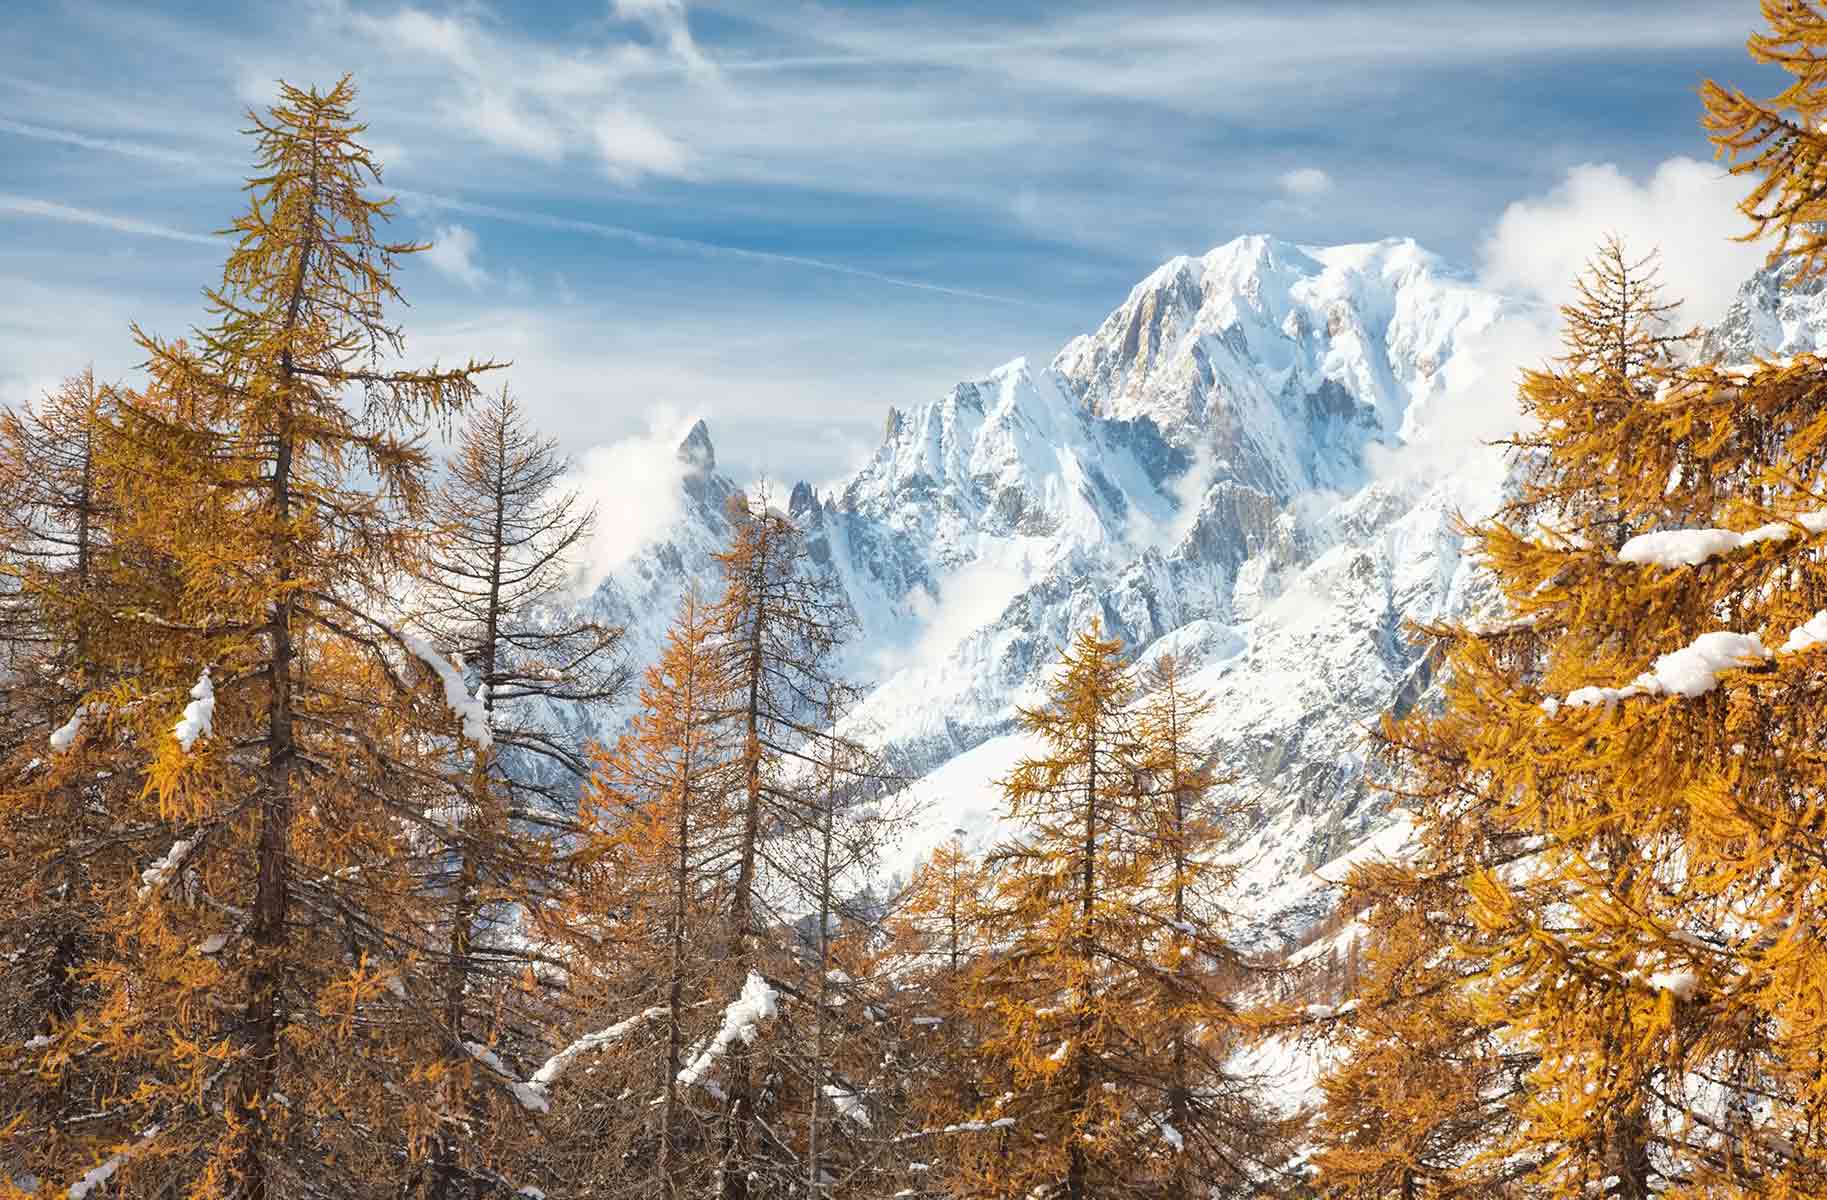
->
[[1050, 233, 1505, 497], [677, 419, 716, 474]]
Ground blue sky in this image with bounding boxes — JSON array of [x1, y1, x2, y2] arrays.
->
[[0, 0, 1785, 489]]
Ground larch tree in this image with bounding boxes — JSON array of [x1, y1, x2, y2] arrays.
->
[[1128, 653, 1285, 1200], [405, 382, 624, 1200], [1309, 146, 1827, 1191], [946, 625, 1282, 1200], [1311, 241, 1709, 1199], [21, 76, 508, 1200], [789, 680, 908, 1200], [0, 370, 185, 1190], [542, 585, 742, 1199], [0, 371, 123, 1032], [891, 828, 998, 1164], [700, 494, 856, 1200]]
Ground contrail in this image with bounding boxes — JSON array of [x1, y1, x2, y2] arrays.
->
[[1, 115, 1041, 308], [0, 194, 218, 246]]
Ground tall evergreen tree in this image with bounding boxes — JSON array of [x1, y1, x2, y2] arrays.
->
[[543, 586, 741, 1198], [11, 76, 506, 1200], [701, 495, 855, 1200], [946, 627, 1284, 1200], [405, 382, 623, 1200]]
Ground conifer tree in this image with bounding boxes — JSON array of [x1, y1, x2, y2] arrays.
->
[[789, 683, 907, 1200], [14, 77, 506, 1200], [947, 627, 1284, 1200], [0, 370, 124, 1032], [1128, 654, 1274, 1200], [1310, 198, 1827, 1192], [887, 834, 1001, 1198], [1704, 0, 1827, 281], [406, 382, 623, 1200], [701, 495, 855, 1200], [542, 586, 740, 1198], [0, 370, 182, 1191]]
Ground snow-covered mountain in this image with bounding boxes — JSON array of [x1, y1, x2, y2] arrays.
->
[[562, 237, 1807, 943]]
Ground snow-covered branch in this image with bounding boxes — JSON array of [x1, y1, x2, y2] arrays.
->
[[400, 633, 492, 750], [678, 971, 778, 1093], [172, 668, 214, 751], [49, 705, 88, 753], [465, 1006, 666, 1115], [1618, 512, 1827, 569], [1541, 632, 1772, 716], [66, 1125, 159, 1200]]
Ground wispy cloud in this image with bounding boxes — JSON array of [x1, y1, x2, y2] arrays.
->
[[1278, 168, 1334, 199], [422, 224, 488, 290], [0, 194, 217, 245], [0, 116, 1036, 307], [394, 188, 1045, 307], [331, 0, 706, 180], [0, 117, 214, 171]]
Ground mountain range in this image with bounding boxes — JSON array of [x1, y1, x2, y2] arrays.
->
[[561, 233, 1805, 947]]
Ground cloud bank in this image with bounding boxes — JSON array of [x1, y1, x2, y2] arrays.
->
[[1375, 154, 1770, 482]]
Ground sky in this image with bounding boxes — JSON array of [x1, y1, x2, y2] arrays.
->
[[0, 0, 1790, 492]]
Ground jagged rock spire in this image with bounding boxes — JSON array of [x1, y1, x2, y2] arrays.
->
[[676, 419, 716, 474]]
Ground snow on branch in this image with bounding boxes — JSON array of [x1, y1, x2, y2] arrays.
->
[[49, 705, 88, 753], [401, 633, 492, 750], [1618, 511, 1827, 569], [678, 971, 778, 1093], [1647, 969, 1699, 1000], [463, 1042, 550, 1114], [66, 1125, 159, 1200], [465, 1006, 666, 1115], [138, 839, 194, 898], [172, 668, 214, 751], [1542, 632, 1772, 715], [529, 1005, 667, 1094], [823, 1083, 873, 1129], [1783, 611, 1827, 654], [1541, 607, 1827, 716]]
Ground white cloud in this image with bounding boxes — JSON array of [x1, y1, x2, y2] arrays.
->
[[422, 224, 487, 289], [339, 2, 702, 180], [592, 108, 691, 181], [613, 0, 712, 78], [561, 406, 702, 595], [1371, 155, 1771, 484], [1481, 157, 1763, 328], [871, 552, 1033, 678], [1278, 167, 1334, 199]]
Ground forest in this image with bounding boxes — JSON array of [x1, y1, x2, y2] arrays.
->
[[8, 4, 1827, 1199]]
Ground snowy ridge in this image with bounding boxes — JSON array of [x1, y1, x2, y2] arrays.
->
[[1052, 236, 1508, 497]]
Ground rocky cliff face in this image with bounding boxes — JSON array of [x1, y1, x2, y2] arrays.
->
[[555, 238, 1809, 944]]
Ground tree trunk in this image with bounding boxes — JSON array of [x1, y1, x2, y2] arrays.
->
[[1067, 729, 1097, 1200], [723, 530, 769, 1200], [806, 741, 837, 1200], [236, 138, 321, 1200]]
